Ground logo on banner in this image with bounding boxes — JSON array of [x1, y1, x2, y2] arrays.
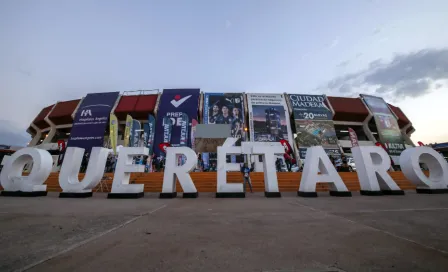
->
[[81, 109, 92, 117], [171, 95, 192, 108], [159, 142, 171, 153]]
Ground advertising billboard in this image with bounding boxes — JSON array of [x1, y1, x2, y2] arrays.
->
[[67, 92, 119, 152], [288, 94, 340, 158], [246, 93, 293, 145], [203, 93, 246, 139], [154, 89, 200, 158], [361, 94, 406, 156], [202, 93, 245, 168]]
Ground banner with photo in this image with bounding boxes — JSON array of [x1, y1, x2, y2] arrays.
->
[[288, 94, 340, 159], [202, 93, 245, 168], [67, 92, 119, 152], [246, 93, 294, 145], [360, 94, 406, 156]]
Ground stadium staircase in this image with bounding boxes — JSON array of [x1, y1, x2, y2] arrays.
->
[[22, 172, 418, 193]]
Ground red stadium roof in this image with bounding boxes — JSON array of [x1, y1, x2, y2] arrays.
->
[[115, 94, 158, 120], [388, 104, 411, 128], [48, 99, 80, 125], [327, 97, 369, 122], [33, 104, 55, 129]]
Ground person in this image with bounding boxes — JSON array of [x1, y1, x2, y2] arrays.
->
[[240, 163, 253, 193], [209, 103, 220, 124], [159, 158, 165, 172], [80, 153, 89, 173], [209, 162, 217, 172], [215, 105, 233, 124], [275, 157, 283, 172], [230, 107, 242, 137], [338, 156, 351, 172], [197, 154, 204, 172], [283, 153, 292, 172]]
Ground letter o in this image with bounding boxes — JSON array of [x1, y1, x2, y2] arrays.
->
[[0, 148, 53, 192], [400, 147, 448, 189]]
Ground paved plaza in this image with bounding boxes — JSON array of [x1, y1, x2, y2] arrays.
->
[[1, 191, 448, 272]]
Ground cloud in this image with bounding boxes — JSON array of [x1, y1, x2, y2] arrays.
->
[[326, 37, 340, 49], [320, 48, 448, 101], [372, 27, 381, 35], [337, 60, 350, 68], [0, 120, 30, 146]]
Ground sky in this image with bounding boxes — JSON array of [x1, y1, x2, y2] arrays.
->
[[1, 0, 448, 146]]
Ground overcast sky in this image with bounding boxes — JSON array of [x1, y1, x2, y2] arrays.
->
[[1, 0, 448, 146]]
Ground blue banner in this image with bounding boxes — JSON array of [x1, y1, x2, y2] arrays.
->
[[179, 113, 189, 147], [143, 114, 156, 155], [67, 92, 119, 152], [131, 120, 141, 147], [154, 89, 200, 158]]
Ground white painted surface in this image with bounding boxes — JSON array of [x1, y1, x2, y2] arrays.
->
[[400, 147, 448, 189]]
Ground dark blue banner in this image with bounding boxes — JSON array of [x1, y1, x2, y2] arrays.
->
[[67, 92, 119, 152], [154, 89, 200, 158], [143, 114, 156, 155], [131, 120, 141, 147], [179, 113, 189, 147]]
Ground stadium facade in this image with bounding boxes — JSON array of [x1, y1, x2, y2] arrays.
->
[[25, 90, 415, 171]]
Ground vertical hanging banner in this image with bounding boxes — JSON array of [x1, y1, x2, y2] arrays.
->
[[131, 120, 141, 147], [348, 127, 359, 147], [246, 93, 294, 145], [124, 115, 133, 147], [154, 89, 200, 158], [143, 114, 156, 154], [109, 114, 118, 154], [161, 116, 173, 149], [361, 94, 406, 156], [179, 113, 190, 147], [203, 93, 245, 168], [67, 92, 119, 151], [288, 94, 340, 159]]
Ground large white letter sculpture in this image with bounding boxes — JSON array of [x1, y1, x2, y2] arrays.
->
[[58, 147, 110, 198], [251, 144, 284, 197], [400, 147, 448, 194], [0, 148, 53, 196], [298, 146, 351, 197], [351, 146, 403, 195], [216, 138, 245, 197], [109, 147, 148, 198], [161, 147, 198, 198]]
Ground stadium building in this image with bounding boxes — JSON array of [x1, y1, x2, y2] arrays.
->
[[24, 90, 415, 171]]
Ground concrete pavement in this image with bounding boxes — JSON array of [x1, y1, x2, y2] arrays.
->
[[1, 192, 448, 272]]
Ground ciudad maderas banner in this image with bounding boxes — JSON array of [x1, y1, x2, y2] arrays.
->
[[67, 92, 119, 152], [288, 94, 340, 159], [154, 89, 200, 158], [361, 94, 406, 156], [246, 93, 294, 145]]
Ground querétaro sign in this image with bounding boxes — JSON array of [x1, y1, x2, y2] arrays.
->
[[154, 89, 200, 158], [67, 92, 119, 152], [361, 94, 406, 156], [288, 94, 340, 159]]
